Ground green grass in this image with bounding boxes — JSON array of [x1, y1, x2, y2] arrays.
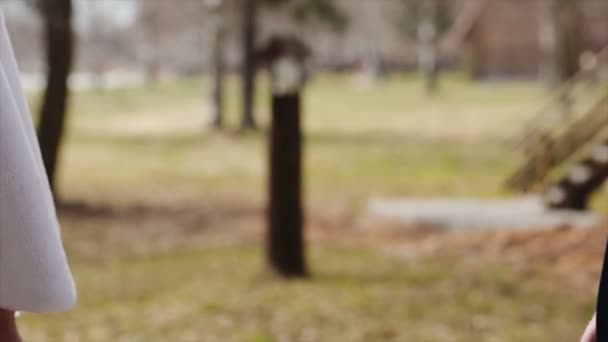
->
[[18, 74, 596, 341], [20, 246, 593, 342], [56, 73, 544, 203]]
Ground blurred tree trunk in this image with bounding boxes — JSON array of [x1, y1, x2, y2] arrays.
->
[[539, 0, 582, 87], [539, 0, 560, 86], [144, 33, 161, 84], [210, 3, 227, 129], [240, 0, 257, 130], [37, 0, 73, 194], [418, 0, 439, 94], [558, 0, 582, 79], [140, 0, 161, 84], [268, 93, 307, 277]]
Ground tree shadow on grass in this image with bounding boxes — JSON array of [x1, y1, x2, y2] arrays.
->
[[57, 197, 262, 228]]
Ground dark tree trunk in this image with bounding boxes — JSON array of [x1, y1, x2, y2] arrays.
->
[[37, 0, 73, 195], [240, 0, 257, 130], [211, 10, 226, 129], [268, 93, 307, 277]]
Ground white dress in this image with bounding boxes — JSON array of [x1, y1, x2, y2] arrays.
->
[[0, 10, 76, 313]]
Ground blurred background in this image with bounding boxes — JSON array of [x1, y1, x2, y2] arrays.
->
[[1, 0, 608, 340]]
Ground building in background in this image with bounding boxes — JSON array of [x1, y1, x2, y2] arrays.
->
[[456, 0, 608, 78]]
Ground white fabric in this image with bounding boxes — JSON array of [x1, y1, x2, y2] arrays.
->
[[0, 11, 76, 313]]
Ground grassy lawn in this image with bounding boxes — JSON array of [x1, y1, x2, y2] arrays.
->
[[17, 74, 598, 341], [58, 73, 544, 202], [20, 246, 593, 342]]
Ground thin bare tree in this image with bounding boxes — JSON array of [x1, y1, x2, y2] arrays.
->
[[539, 0, 582, 87], [418, 0, 439, 94], [36, 0, 73, 194], [240, 0, 258, 130], [207, 0, 228, 129]]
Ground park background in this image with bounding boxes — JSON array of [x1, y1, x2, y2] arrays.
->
[[1, 0, 608, 341]]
